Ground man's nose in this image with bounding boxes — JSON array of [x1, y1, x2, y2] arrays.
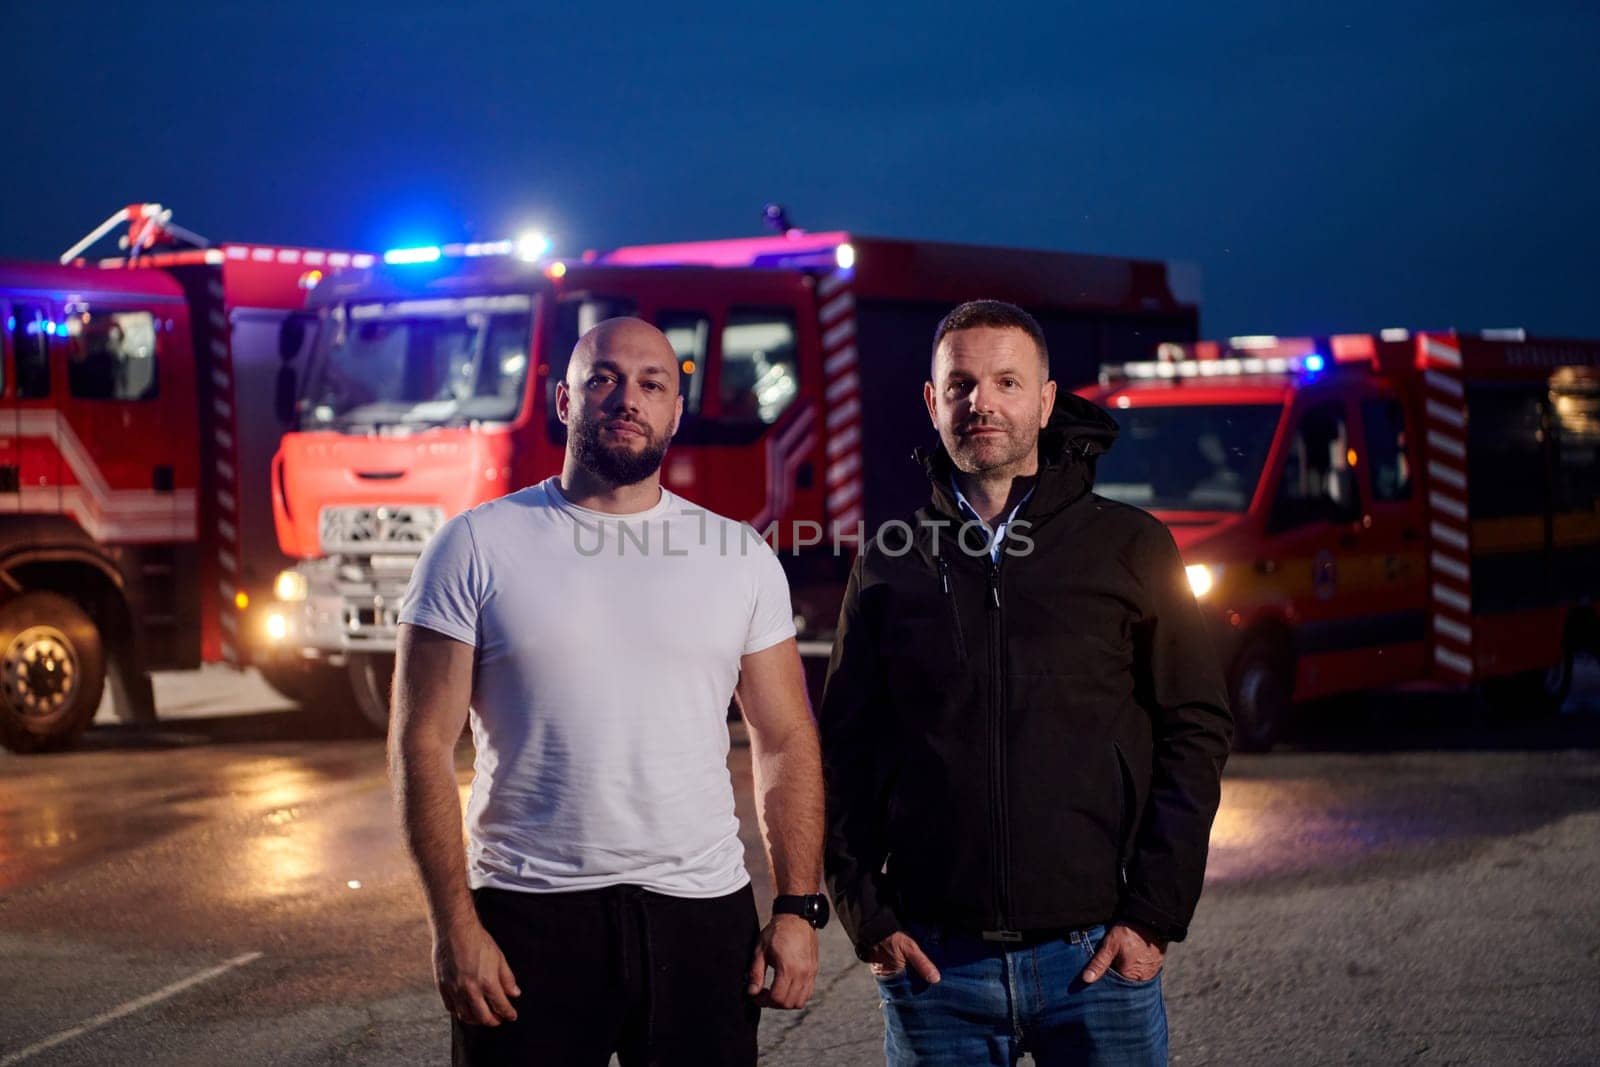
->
[[607, 378, 644, 412], [967, 382, 997, 415]]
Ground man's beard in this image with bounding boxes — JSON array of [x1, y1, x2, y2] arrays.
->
[[571, 413, 669, 486], [945, 418, 1036, 474]]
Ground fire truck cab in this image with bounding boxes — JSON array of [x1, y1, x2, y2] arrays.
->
[[0, 206, 373, 751], [266, 228, 1201, 730], [1079, 331, 1600, 749]]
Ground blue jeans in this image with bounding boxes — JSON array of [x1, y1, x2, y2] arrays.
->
[[875, 922, 1167, 1066]]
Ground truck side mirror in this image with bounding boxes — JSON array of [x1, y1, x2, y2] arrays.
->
[[278, 314, 311, 361], [275, 366, 298, 426]]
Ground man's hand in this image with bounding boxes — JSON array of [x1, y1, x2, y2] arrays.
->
[[1081, 922, 1167, 984], [866, 931, 941, 983], [435, 920, 521, 1026], [747, 913, 819, 1009]]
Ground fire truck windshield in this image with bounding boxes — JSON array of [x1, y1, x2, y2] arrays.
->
[[1094, 403, 1284, 512], [299, 295, 534, 431]]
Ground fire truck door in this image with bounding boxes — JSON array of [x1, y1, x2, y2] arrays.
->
[[653, 281, 821, 538], [1352, 392, 1429, 684], [59, 305, 182, 543], [9, 302, 59, 516], [0, 300, 18, 511], [1260, 396, 1380, 700]]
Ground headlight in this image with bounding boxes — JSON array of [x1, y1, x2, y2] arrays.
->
[[1186, 564, 1216, 599], [274, 569, 309, 602]]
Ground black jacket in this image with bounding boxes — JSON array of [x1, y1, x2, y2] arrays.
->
[[820, 394, 1232, 956]]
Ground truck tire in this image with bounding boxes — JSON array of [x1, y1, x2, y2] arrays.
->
[[0, 592, 107, 754], [1481, 651, 1573, 722], [347, 652, 395, 735], [1228, 636, 1292, 753]]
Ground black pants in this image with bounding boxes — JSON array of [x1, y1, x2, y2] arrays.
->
[[452, 883, 761, 1066]]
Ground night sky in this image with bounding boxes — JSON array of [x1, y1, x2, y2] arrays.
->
[[6, 1, 1597, 340]]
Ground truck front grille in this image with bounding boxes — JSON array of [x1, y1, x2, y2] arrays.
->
[[318, 505, 444, 555]]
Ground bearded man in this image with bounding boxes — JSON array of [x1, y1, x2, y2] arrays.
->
[[391, 317, 826, 1066]]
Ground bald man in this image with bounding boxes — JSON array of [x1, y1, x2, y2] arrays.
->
[[391, 318, 824, 1066]]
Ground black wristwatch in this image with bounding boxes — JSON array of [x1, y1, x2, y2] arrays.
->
[[772, 894, 830, 929]]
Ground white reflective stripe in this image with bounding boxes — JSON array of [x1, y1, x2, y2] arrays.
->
[[1434, 645, 1473, 674], [822, 317, 856, 350], [1431, 551, 1470, 582], [832, 503, 864, 530], [1433, 615, 1472, 644], [817, 270, 850, 300], [825, 344, 859, 376], [827, 422, 862, 458], [1422, 336, 1462, 367], [1425, 398, 1466, 429], [827, 452, 862, 486], [1425, 429, 1466, 460], [1428, 461, 1466, 490], [1432, 582, 1471, 613], [1423, 369, 1464, 398], [826, 370, 861, 402], [1429, 521, 1469, 551], [827, 480, 863, 513], [826, 396, 861, 430], [1429, 490, 1467, 521], [820, 292, 856, 325]]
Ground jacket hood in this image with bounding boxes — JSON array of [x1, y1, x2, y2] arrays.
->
[[917, 393, 1121, 522]]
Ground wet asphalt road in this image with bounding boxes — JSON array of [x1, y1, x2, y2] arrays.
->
[[1, 666, 1598, 1065]]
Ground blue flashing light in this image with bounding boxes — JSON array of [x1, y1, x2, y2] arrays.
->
[[384, 245, 443, 265], [1303, 354, 1326, 373]]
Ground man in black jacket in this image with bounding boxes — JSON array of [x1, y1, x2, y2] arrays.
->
[[820, 300, 1232, 1065]]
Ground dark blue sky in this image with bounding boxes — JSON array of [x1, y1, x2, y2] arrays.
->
[[7, 1, 1597, 338]]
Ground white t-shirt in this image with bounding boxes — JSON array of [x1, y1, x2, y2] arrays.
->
[[398, 476, 796, 898]]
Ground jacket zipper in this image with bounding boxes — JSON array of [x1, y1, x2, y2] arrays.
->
[[987, 558, 1012, 928], [936, 556, 968, 661]]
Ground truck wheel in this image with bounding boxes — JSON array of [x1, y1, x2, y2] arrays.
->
[[1229, 637, 1292, 753], [0, 592, 107, 754], [1481, 651, 1573, 721], [347, 652, 395, 735]]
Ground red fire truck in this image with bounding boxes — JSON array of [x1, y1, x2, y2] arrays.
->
[[264, 228, 1201, 729], [1078, 330, 1600, 749], [0, 205, 373, 751]]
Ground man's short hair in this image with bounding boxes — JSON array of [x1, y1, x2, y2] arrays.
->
[[932, 300, 1049, 372]]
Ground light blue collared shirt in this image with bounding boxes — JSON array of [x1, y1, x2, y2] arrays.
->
[[950, 476, 1035, 563]]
